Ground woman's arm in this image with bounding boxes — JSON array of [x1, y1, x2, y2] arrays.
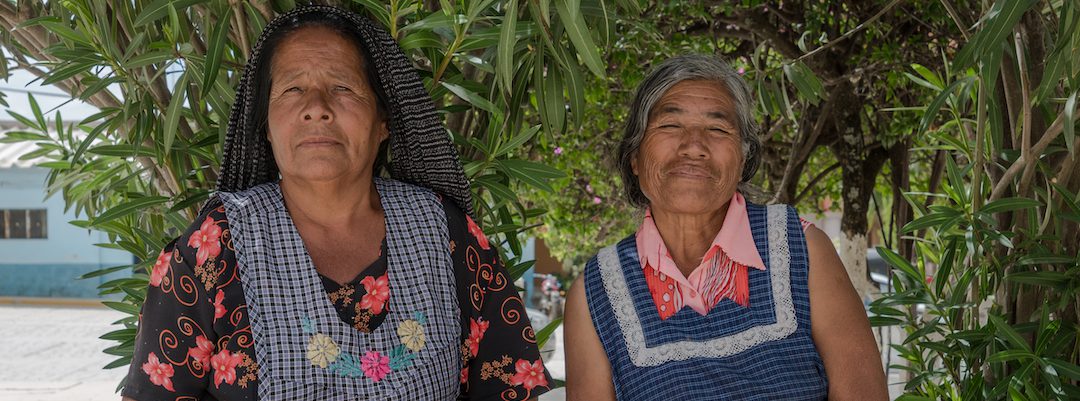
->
[[804, 226, 889, 401], [564, 275, 616, 401]]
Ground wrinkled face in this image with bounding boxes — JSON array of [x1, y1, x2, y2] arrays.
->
[[631, 80, 744, 215], [267, 26, 387, 184]]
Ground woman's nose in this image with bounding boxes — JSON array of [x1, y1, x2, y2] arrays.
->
[[301, 90, 333, 122], [678, 129, 708, 159]]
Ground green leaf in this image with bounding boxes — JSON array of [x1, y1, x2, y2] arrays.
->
[[876, 246, 922, 285], [989, 314, 1032, 352], [201, 7, 232, 98], [134, 0, 208, 26], [496, 159, 566, 192], [981, 197, 1042, 215], [441, 82, 499, 115], [494, 125, 541, 158], [496, 0, 518, 93], [79, 264, 135, 279], [398, 30, 443, 51], [88, 144, 156, 157], [39, 20, 92, 46], [918, 76, 974, 134], [554, 0, 605, 77], [536, 317, 563, 350], [92, 196, 170, 225], [953, 0, 1038, 70], [103, 356, 133, 370], [28, 93, 46, 131], [352, 0, 392, 29], [164, 71, 190, 154], [782, 61, 825, 105], [1007, 271, 1070, 288], [988, 349, 1036, 363], [102, 301, 141, 316], [1046, 359, 1080, 380]]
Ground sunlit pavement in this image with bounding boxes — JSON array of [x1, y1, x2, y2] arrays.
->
[[0, 303, 902, 401], [0, 303, 126, 401]]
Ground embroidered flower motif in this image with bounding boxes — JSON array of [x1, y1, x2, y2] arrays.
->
[[187, 216, 222, 267], [213, 290, 227, 320], [359, 274, 390, 315], [306, 333, 341, 368], [397, 319, 425, 352], [360, 350, 391, 382], [510, 359, 548, 390], [465, 317, 490, 357], [188, 335, 215, 372], [142, 352, 175, 392], [465, 215, 490, 250], [211, 349, 244, 388], [149, 249, 170, 287]]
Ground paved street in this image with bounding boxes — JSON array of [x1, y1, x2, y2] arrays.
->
[[0, 303, 127, 401]]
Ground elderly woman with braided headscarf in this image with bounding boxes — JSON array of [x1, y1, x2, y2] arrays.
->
[[563, 55, 887, 400], [121, 6, 551, 401]]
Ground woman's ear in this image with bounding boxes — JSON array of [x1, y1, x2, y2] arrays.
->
[[630, 152, 639, 176]]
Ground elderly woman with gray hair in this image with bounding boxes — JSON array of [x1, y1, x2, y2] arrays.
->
[[564, 55, 887, 400]]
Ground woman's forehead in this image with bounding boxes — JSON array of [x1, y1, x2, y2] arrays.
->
[[270, 25, 367, 74]]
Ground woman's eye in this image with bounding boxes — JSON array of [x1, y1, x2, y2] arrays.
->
[[659, 124, 679, 129], [334, 85, 352, 92], [284, 87, 301, 93]]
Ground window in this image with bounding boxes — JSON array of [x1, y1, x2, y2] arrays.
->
[[1, 209, 47, 239]]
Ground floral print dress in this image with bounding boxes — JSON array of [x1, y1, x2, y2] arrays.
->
[[122, 196, 551, 401]]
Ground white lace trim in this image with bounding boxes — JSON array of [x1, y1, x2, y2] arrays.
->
[[597, 204, 797, 367]]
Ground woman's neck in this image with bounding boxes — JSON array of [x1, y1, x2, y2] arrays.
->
[[649, 205, 728, 277], [279, 175, 382, 230]]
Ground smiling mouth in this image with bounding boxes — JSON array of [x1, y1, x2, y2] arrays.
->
[[666, 165, 713, 179]]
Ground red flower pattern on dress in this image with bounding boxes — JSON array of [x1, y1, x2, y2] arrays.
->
[[359, 273, 390, 315], [465, 317, 490, 357], [188, 335, 214, 372], [213, 290, 227, 320], [211, 349, 244, 388], [510, 359, 548, 390], [142, 352, 175, 392], [360, 350, 391, 382], [149, 249, 170, 287], [187, 216, 222, 267], [460, 366, 469, 383], [465, 215, 490, 250]]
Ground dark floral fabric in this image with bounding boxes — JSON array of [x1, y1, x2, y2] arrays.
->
[[122, 196, 551, 401]]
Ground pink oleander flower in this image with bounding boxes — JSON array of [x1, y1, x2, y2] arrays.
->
[[361, 350, 391, 382], [592, 196, 602, 205], [142, 352, 175, 392], [553, 147, 563, 155], [360, 274, 390, 315], [149, 249, 170, 287], [188, 335, 215, 372], [188, 216, 222, 267], [737, 67, 746, 75], [510, 359, 548, 390], [211, 350, 244, 388], [585, 184, 593, 194]]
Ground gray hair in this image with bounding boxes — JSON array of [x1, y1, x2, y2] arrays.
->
[[617, 54, 762, 207]]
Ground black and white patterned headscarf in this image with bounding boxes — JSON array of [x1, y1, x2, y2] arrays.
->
[[216, 4, 474, 217]]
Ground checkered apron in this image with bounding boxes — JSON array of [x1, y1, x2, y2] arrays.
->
[[219, 178, 461, 400]]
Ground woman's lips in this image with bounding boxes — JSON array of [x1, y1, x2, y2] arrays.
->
[[665, 165, 713, 179], [298, 137, 340, 147]]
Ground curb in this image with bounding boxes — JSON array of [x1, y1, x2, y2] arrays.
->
[[0, 296, 107, 308]]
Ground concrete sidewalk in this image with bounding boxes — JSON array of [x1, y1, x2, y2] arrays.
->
[[0, 303, 567, 401], [0, 304, 126, 401]]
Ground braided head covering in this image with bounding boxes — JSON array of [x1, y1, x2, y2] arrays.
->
[[216, 5, 475, 217]]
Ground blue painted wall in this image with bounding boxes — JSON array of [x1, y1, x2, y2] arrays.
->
[[0, 167, 131, 298]]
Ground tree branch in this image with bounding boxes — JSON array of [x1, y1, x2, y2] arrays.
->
[[990, 102, 1080, 201], [794, 162, 840, 204]]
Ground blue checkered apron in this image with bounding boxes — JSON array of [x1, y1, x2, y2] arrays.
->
[[219, 178, 460, 400], [583, 203, 828, 400]]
